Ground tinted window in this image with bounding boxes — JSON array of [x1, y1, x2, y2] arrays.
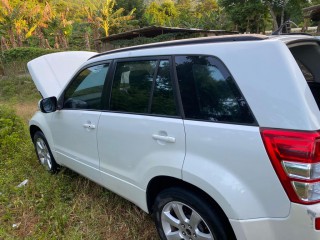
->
[[296, 60, 314, 82], [176, 56, 255, 124], [151, 60, 177, 116], [64, 64, 109, 110]]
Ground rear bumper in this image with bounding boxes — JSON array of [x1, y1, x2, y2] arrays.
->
[[230, 203, 320, 240]]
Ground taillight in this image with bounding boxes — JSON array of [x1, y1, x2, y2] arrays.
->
[[261, 128, 320, 204], [316, 218, 320, 230]]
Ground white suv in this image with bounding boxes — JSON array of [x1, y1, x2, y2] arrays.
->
[[28, 34, 320, 240]]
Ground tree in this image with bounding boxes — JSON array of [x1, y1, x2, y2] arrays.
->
[[116, 0, 144, 24], [0, 0, 26, 47], [263, 0, 309, 31], [195, 0, 220, 29], [219, 0, 268, 33], [144, 0, 178, 26], [84, 0, 135, 37]]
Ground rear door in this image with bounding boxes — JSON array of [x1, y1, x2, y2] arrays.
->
[[97, 57, 185, 196]]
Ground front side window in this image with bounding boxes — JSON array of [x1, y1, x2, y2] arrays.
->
[[175, 55, 255, 124], [63, 64, 109, 110]]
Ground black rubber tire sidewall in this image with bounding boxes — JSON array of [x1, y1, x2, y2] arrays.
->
[[153, 187, 233, 240]]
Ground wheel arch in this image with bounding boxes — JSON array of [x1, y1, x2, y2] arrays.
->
[[29, 112, 59, 163], [146, 175, 236, 238], [29, 125, 42, 140]]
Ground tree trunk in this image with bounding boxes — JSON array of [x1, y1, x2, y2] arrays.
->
[[280, 7, 285, 26], [58, 34, 68, 49], [266, 3, 278, 31], [17, 34, 23, 47], [8, 29, 16, 48], [38, 31, 45, 48], [61, 35, 68, 49], [54, 36, 60, 49], [246, 19, 250, 33], [302, 19, 309, 32], [85, 32, 90, 51], [1, 36, 9, 51], [93, 29, 100, 52], [45, 39, 51, 49]]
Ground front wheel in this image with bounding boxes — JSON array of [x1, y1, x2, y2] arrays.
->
[[33, 131, 59, 174], [153, 187, 234, 240]]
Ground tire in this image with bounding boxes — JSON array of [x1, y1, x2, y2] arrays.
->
[[33, 131, 59, 174], [153, 187, 235, 240]]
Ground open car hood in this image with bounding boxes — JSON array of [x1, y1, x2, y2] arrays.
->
[[27, 51, 97, 98]]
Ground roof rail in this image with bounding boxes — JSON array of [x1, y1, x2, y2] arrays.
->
[[90, 34, 267, 60]]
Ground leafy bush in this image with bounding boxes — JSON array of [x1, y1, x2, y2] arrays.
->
[[0, 105, 28, 159], [0, 47, 59, 63], [0, 75, 40, 103], [0, 47, 60, 76]]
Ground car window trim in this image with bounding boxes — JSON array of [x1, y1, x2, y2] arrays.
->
[[148, 60, 160, 113]]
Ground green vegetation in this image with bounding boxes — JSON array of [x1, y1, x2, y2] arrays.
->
[[0, 47, 59, 76], [0, 77, 158, 239], [0, 75, 40, 103], [1, 48, 59, 63], [0, 0, 320, 52]]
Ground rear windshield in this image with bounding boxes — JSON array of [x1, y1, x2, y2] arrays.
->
[[289, 41, 320, 108]]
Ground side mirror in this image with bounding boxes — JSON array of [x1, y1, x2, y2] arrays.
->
[[39, 97, 58, 113]]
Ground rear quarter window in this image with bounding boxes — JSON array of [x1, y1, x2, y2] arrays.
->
[[175, 55, 255, 124], [289, 42, 320, 109]]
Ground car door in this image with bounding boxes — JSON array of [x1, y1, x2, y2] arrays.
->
[[50, 63, 110, 182], [97, 57, 185, 200]]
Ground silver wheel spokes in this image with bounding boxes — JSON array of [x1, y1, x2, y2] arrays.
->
[[161, 201, 214, 240], [36, 138, 52, 171]]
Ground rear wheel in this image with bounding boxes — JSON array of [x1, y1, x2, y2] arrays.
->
[[33, 131, 59, 174], [153, 187, 234, 240]]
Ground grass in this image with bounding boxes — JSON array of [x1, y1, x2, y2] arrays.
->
[[0, 76, 158, 239]]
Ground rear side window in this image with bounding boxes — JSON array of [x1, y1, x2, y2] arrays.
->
[[151, 60, 176, 115], [110, 59, 177, 116], [175, 55, 255, 124], [110, 60, 156, 113]]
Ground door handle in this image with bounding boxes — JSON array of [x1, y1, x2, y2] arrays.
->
[[152, 134, 176, 143], [83, 123, 96, 129]]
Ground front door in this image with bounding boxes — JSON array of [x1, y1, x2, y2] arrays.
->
[[50, 63, 110, 182]]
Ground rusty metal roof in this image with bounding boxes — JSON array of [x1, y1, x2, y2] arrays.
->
[[303, 4, 320, 21], [95, 26, 238, 42]]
